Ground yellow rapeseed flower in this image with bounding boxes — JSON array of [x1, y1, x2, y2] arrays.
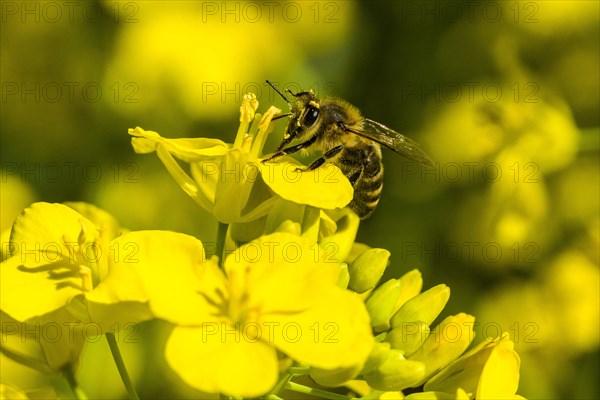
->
[[0, 202, 208, 368], [163, 232, 373, 397], [129, 94, 353, 224]]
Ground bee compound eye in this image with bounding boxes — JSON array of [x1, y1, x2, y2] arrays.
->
[[304, 107, 320, 127]]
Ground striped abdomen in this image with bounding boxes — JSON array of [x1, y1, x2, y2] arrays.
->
[[337, 143, 384, 219]]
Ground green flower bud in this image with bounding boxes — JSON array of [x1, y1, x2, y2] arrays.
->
[[390, 284, 450, 328], [392, 269, 423, 314], [386, 321, 430, 356], [361, 341, 392, 374], [363, 348, 426, 391], [272, 220, 302, 236], [337, 264, 350, 289], [348, 248, 390, 293], [345, 242, 371, 264], [310, 363, 363, 387], [366, 279, 402, 332], [408, 313, 476, 386]]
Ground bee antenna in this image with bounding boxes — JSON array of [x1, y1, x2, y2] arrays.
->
[[266, 80, 291, 104]]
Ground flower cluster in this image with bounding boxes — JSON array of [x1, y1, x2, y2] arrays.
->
[[0, 94, 525, 399]]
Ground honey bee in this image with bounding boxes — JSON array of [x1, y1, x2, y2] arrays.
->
[[262, 81, 433, 219]]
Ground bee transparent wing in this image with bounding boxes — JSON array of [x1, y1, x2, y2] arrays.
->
[[343, 119, 434, 166]]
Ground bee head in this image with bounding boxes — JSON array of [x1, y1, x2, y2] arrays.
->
[[265, 81, 321, 151], [281, 91, 320, 150]]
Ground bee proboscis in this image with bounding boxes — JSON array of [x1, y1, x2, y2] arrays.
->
[[262, 80, 433, 219]]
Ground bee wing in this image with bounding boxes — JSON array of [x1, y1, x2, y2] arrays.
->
[[343, 119, 434, 166]]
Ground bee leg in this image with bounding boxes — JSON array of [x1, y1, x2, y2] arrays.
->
[[294, 145, 344, 172], [346, 165, 364, 186], [261, 135, 318, 163]]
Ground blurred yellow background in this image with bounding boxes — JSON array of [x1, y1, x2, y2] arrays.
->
[[1, 1, 598, 398]]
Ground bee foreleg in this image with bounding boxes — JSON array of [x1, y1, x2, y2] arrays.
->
[[295, 145, 344, 172], [261, 135, 319, 163]]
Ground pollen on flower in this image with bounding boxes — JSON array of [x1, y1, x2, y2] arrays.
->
[[240, 93, 259, 123], [258, 106, 282, 131], [79, 265, 94, 292]]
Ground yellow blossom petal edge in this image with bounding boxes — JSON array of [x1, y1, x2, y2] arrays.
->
[[129, 127, 230, 161], [259, 161, 353, 210], [86, 230, 214, 327], [166, 326, 278, 397], [424, 333, 521, 398], [272, 288, 374, 370], [1, 203, 98, 321], [224, 232, 341, 313]]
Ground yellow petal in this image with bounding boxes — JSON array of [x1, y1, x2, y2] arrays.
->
[[225, 233, 340, 313], [35, 308, 86, 371], [259, 161, 353, 209], [129, 127, 229, 160], [86, 231, 216, 326], [319, 208, 360, 264], [424, 333, 521, 399], [0, 383, 29, 400], [477, 336, 521, 399], [269, 289, 373, 370], [0, 256, 81, 322], [62, 202, 122, 240], [9, 202, 98, 268], [1, 204, 99, 319], [165, 326, 278, 397], [213, 150, 277, 223]]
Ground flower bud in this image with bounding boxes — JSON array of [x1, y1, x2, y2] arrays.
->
[[386, 321, 430, 356], [390, 284, 450, 328], [337, 264, 350, 289], [363, 348, 426, 391], [392, 269, 423, 314], [275, 220, 302, 236], [310, 363, 362, 387], [361, 342, 392, 374], [348, 248, 390, 293], [366, 279, 402, 332], [408, 313, 476, 386]]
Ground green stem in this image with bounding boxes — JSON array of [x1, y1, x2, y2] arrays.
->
[[288, 366, 310, 375], [269, 373, 293, 396], [0, 345, 54, 374], [63, 365, 89, 400], [216, 221, 229, 268], [285, 382, 356, 400], [106, 332, 140, 400]]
